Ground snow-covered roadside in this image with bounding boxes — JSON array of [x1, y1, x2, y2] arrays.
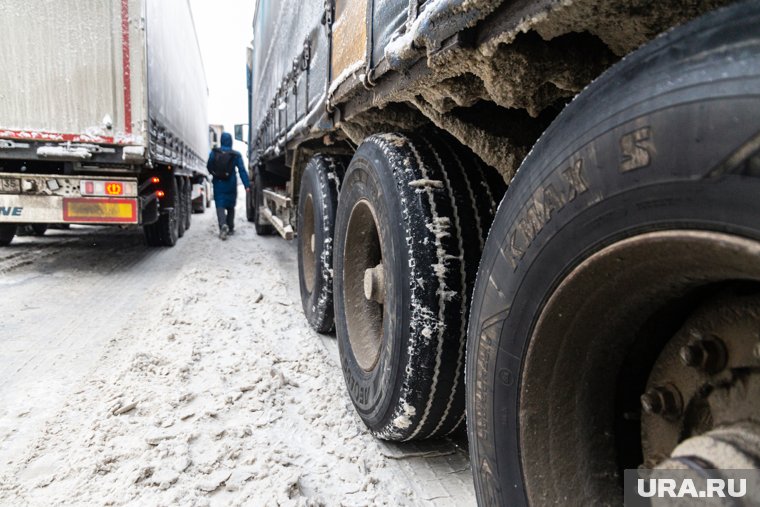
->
[[0, 200, 474, 506]]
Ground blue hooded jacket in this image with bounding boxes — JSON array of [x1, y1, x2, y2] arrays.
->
[[207, 132, 250, 209]]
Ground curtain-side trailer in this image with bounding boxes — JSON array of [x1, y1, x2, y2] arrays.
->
[[242, 0, 760, 504], [0, 0, 208, 246]]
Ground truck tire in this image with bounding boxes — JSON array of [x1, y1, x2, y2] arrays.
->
[[252, 167, 274, 235], [144, 176, 179, 247], [334, 133, 504, 441], [466, 3, 760, 505], [30, 224, 48, 236], [245, 172, 256, 223], [0, 224, 16, 246], [297, 154, 348, 333], [183, 177, 192, 231], [177, 178, 186, 238]]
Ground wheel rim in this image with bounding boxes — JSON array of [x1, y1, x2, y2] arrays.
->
[[343, 199, 384, 372], [518, 230, 760, 502], [301, 193, 316, 293]]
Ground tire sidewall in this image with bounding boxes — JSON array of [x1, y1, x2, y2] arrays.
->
[[253, 168, 273, 235], [177, 178, 186, 238], [334, 150, 409, 428], [467, 45, 760, 506], [297, 156, 338, 331]]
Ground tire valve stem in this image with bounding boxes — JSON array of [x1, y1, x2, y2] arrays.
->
[[641, 384, 682, 421], [678, 335, 727, 373]]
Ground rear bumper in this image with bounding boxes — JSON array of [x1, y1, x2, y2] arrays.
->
[[0, 194, 139, 225], [0, 173, 140, 225]]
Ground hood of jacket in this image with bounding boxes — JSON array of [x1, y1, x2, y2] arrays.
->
[[221, 132, 233, 148]]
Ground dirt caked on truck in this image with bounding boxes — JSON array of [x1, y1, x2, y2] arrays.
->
[[241, 0, 760, 503], [0, 0, 209, 247]]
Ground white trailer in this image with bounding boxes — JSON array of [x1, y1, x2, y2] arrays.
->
[[0, 0, 208, 246]]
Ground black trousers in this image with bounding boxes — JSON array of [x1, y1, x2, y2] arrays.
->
[[216, 206, 235, 230]]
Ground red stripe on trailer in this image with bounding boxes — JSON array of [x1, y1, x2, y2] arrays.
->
[[121, 0, 132, 135], [0, 129, 124, 145]]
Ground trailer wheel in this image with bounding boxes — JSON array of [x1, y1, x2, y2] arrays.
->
[[297, 154, 348, 333], [0, 224, 16, 246], [183, 177, 192, 231], [30, 224, 48, 236], [466, 3, 760, 504], [334, 133, 504, 441], [145, 176, 179, 247], [246, 176, 255, 222], [252, 167, 274, 235], [177, 178, 187, 238], [194, 182, 206, 214]]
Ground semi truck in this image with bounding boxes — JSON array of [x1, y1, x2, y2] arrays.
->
[[242, 0, 760, 504], [0, 0, 209, 247]]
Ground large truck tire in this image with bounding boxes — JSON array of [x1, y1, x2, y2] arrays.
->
[[183, 177, 192, 231], [177, 178, 187, 238], [0, 224, 16, 246], [252, 167, 274, 236], [246, 176, 255, 222], [466, 3, 760, 505], [30, 224, 48, 236], [297, 154, 348, 333], [334, 133, 504, 441], [144, 176, 180, 247]]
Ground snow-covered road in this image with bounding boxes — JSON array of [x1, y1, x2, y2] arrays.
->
[[0, 198, 475, 506]]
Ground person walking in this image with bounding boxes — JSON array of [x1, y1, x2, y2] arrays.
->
[[207, 132, 250, 240]]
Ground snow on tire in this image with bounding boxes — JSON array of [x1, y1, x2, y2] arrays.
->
[[333, 132, 504, 441], [297, 154, 348, 333]]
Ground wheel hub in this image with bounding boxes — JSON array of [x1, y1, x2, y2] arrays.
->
[[343, 199, 384, 371], [301, 193, 316, 293], [518, 230, 760, 502], [363, 264, 385, 304], [642, 293, 760, 468]]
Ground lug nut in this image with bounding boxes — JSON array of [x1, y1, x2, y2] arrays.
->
[[641, 384, 682, 421], [679, 343, 706, 367], [678, 335, 727, 374], [753, 342, 760, 360], [640, 392, 663, 415]]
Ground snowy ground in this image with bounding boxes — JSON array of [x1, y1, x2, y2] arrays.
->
[[0, 196, 475, 506]]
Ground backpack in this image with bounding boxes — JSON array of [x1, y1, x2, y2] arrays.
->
[[208, 148, 236, 180]]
